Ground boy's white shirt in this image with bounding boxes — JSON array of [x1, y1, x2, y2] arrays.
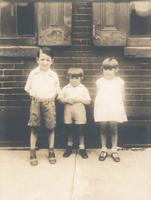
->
[[60, 83, 91, 102], [24, 66, 61, 99]]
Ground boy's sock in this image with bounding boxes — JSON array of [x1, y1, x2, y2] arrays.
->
[[30, 149, 38, 166], [48, 148, 56, 164]]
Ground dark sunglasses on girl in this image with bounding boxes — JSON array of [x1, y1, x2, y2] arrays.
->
[[103, 65, 117, 70], [69, 74, 82, 79]]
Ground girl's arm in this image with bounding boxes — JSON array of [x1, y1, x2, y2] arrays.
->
[[121, 83, 125, 101]]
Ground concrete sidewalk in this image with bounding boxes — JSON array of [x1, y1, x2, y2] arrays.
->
[[0, 149, 151, 200]]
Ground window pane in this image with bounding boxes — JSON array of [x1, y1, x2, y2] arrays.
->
[[0, 2, 35, 37], [17, 3, 35, 35], [0, 3, 17, 36], [130, 2, 151, 36]]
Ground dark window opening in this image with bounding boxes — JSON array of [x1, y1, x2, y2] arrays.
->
[[130, 9, 151, 36], [0, 2, 35, 37], [17, 3, 35, 35]]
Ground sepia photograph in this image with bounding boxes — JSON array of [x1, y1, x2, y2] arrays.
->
[[0, 0, 151, 200]]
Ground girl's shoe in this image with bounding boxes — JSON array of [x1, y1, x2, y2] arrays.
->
[[111, 152, 120, 162], [48, 149, 56, 164], [63, 146, 72, 158], [30, 149, 38, 166], [99, 151, 107, 161], [79, 149, 88, 159]]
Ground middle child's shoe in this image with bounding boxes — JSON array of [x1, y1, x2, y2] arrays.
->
[[63, 146, 72, 158], [79, 149, 88, 159], [48, 149, 56, 164]]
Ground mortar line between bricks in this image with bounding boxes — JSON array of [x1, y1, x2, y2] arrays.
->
[[70, 152, 77, 200]]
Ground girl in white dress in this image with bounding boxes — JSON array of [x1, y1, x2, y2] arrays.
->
[[94, 57, 127, 162]]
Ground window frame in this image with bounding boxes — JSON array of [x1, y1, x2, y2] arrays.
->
[[124, 0, 151, 57], [0, 1, 36, 46]]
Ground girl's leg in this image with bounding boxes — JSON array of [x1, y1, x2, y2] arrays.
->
[[48, 129, 56, 164], [63, 124, 73, 157], [110, 122, 120, 162], [110, 122, 118, 152], [99, 122, 108, 161], [30, 127, 38, 166], [100, 122, 108, 151], [77, 124, 88, 159]]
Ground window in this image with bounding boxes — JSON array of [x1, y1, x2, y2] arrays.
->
[[93, 0, 129, 46], [37, 2, 72, 46], [93, 0, 151, 57], [0, 1, 72, 47], [130, 7, 151, 36], [125, 0, 151, 57], [0, 1, 35, 45]]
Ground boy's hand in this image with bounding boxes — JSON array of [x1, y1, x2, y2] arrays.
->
[[65, 98, 75, 104], [71, 98, 90, 105]]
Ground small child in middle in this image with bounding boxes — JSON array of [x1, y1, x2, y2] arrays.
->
[[60, 67, 91, 159]]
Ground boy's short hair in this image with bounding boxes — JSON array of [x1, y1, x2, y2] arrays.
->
[[102, 57, 119, 70], [67, 67, 84, 78], [37, 47, 54, 59]]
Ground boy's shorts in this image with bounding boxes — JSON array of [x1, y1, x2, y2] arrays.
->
[[28, 97, 56, 130], [64, 103, 86, 124]]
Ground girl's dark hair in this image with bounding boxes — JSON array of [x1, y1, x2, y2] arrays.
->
[[37, 47, 54, 59]]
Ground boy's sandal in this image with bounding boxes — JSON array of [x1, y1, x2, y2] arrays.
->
[[30, 158, 38, 166], [99, 151, 108, 161], [111, 152, 120, 162], [30, 150, 38, 166], [48, 151, 56, 164]]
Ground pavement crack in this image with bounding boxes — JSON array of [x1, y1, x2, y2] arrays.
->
[[70, 151, 77, 200]]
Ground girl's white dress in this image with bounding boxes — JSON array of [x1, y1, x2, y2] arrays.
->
[[94, 77, 127, 123]]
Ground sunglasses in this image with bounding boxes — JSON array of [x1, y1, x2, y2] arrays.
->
[[69, 74, 82, 79], [103, 65, 117, 70]]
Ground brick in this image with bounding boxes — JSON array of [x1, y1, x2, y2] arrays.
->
[[4, 69, 24, 76]]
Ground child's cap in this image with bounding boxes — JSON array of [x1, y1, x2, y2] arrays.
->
[[67, 67, 84, 78], [102, 57, 119, 68]]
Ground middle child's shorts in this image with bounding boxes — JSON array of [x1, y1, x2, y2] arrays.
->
[[64, 103, 86, 124]]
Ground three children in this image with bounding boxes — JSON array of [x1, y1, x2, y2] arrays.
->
[[25, 47, 127, 165]]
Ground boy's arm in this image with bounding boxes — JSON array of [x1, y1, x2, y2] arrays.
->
[[24, 72, 32, 95], [59, 90, 74, 104], [71, 88, 91, 105], [55, 74, 61, 98]]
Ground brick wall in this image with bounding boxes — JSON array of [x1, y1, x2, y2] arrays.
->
[[0, 2, 151, 147]]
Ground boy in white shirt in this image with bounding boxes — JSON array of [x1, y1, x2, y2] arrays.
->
[[60, 68, 91, 159], [25, 47, 61, 165]]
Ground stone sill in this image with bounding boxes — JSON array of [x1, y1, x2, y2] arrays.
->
[[0, 46, 39, 57], [124, 47, 151, 58]]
